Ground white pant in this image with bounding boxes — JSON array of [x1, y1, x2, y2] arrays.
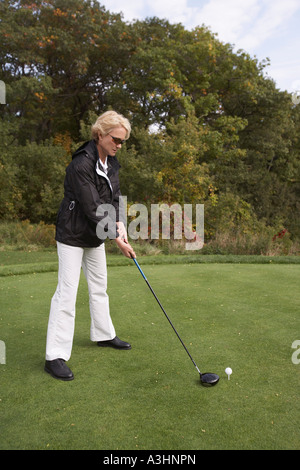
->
[[45, 242, 116, 361]]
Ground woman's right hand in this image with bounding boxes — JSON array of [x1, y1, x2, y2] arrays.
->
[[115, 237, 136, 259]]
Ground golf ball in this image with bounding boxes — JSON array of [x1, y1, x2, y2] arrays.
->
[[225, 367, 232, 375]]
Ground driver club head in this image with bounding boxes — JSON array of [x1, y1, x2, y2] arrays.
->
[[200, 372, 220, 387]]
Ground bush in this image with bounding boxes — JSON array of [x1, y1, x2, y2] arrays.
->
[[202, 228, 299, 256], [0, 220, 56, 250], [0, 220, 299, 256]]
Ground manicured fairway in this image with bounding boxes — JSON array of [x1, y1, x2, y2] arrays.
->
[[0, 258, 299, 450]]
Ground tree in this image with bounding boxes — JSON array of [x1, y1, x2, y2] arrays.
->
[[0, 0, 132, 140], [0, 0, 299, 247]]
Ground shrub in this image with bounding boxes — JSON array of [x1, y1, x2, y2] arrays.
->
[[0, 220, 56, 250]]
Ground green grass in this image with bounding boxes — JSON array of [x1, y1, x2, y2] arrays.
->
[[0, 252, 299, 450], [0, 250, 299, 277]]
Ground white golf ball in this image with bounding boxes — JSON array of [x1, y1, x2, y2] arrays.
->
[[225, 367, 232, 375]]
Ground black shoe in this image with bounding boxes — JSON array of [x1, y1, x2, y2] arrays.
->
[[44, 358, 74, 381], [97, 336, 131, 350]]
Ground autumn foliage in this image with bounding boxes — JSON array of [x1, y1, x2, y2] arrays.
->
[[0, 0, 299, 253]]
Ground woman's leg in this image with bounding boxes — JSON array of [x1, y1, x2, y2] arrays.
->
[[45, 242, 83, 361], [81, 243, 116, 342]]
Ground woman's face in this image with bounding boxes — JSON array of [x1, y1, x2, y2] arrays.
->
[[97, 126, 126, 159]]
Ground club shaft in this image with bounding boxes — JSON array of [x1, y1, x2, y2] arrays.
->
[[133, 258, 201, 375]]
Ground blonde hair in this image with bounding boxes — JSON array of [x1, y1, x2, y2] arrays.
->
[[91, 110, 131, 141]]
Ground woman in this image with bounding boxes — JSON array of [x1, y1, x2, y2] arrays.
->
[[45, 110, 136, 381]]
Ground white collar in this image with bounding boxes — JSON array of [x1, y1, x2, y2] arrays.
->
[[99, 157, 108, 173], [95, 160, 112, 192]]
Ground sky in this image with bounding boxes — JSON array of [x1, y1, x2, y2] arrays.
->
[[99, 0, 300, 94]]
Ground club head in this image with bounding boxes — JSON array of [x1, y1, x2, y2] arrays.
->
[[200, 372, 220, 387]]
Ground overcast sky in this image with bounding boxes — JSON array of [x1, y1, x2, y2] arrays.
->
[[100, 0, 300, 94]]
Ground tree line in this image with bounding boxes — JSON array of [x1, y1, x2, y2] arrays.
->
[[0, 0, 299, 248]]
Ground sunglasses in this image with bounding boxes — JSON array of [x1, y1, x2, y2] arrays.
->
[[108, 134, 126, 145]]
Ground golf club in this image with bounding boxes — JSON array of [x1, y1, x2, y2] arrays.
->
[[132, 257, 219, 387]]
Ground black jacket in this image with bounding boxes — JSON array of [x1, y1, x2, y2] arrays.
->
[[55, 140, 124, 247]]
